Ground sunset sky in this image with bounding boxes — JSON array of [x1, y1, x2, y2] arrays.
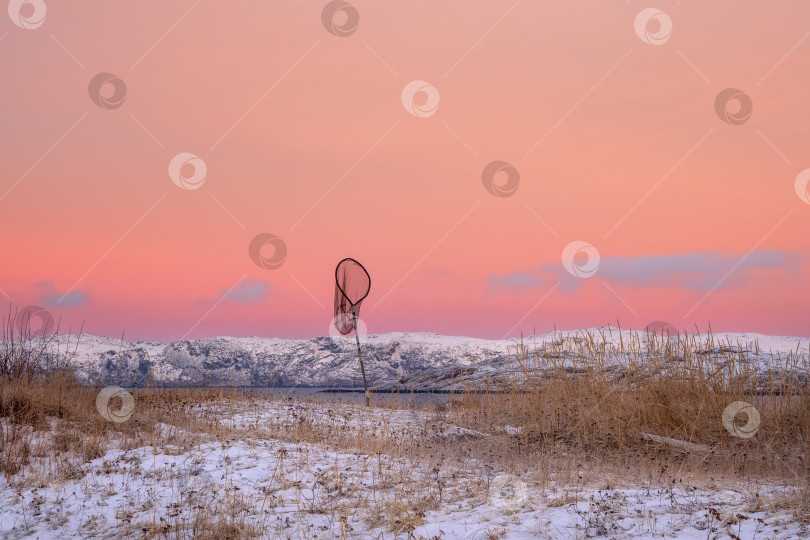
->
[[2, 1, 809, 341]]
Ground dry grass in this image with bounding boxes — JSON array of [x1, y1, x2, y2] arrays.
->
[[1, 324, 808, 536], [452, 327, 810, 522], [0, 375, 231, 478], [218, 328, 809, 524], [236, 327, 810, 525]]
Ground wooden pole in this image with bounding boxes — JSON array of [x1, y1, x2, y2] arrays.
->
[[351, 304, 371, 407]]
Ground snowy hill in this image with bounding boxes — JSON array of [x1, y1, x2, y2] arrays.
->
[[47, 328, 809, 390]]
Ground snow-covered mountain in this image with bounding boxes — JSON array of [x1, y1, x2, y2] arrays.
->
[[51, 331, 517, 389], [47, 328, 809, 390]]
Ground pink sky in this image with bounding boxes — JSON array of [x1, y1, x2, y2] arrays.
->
[[1, 1, 809, 341]]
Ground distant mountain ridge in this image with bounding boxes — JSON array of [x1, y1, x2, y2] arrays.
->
[[47, 328, 810, 390]]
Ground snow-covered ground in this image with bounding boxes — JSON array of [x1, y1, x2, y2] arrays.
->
[[1, 398, 807, 539]]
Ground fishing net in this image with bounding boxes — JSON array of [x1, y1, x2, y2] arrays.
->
[[334, 258, 371, 335]]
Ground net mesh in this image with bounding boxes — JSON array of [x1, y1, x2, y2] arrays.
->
[[334, 258, 371, 335]]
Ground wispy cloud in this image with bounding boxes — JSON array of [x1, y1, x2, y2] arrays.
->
[[490, 250, 807, 294], [202, 278, 272, 305], [36, 281, 88, 307]]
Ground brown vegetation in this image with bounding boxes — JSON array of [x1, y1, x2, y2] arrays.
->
[[0, 314, 808, 536]]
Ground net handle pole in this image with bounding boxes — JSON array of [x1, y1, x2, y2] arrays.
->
[[351, 304, 371, 408]]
